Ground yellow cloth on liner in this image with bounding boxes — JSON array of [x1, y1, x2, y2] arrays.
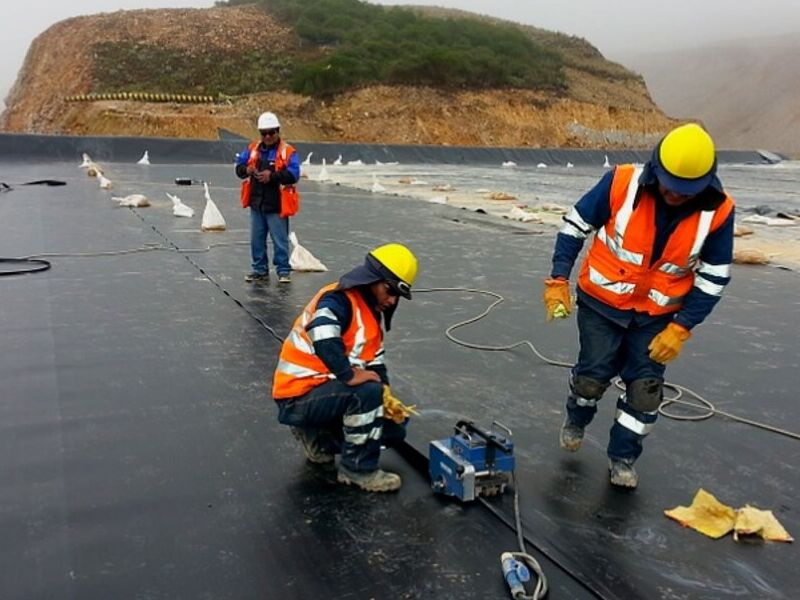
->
[[734, 506, 794, 542], [665, 489, 793, 542], [664, 489, 737, 539], [382, 385, 419, 424]]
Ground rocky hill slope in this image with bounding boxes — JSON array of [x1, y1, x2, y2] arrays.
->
[[0, 5, 676, 148], [625, 34, 800, 157]]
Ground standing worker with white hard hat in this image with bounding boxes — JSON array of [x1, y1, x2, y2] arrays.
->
[[235, 111, 301, 283], [541, 123, 736, 489], [272, 243, 419, 492]]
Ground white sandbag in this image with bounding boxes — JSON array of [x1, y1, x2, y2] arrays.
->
[[289, 232, 327, 272], [137, 151, 150, 165], [741, 214, 799, 227], [370, 174, 386, 193], [79, 153, 93, 168], [317, 158, 331, 182], [112, 194, 150, 207], [201, 182, 226, 231], [506, 205, 541, 223], [166, 192, 194, 218], [97, 173, 113, 189]]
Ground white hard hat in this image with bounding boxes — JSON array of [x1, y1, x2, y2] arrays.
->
[[257, 112, 280, 130]]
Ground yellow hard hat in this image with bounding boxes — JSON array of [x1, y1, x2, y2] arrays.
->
[[654, 123, 716, 195], [369, 243, 418, 298]]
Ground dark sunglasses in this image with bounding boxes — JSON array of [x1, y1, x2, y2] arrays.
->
[[260, 128, 279, 136]]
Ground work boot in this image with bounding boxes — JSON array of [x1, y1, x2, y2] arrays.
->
[[245, 271, 269, 283], [559, 418, 584, 452], [278, 274, 292, 284], [337, 465, 401, 492], [608, 458, 639, 489], [290, 427, 334, 465]]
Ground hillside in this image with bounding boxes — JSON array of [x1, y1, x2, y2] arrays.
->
[[625, 33, 800, 157], [0, 4, 676, 148]]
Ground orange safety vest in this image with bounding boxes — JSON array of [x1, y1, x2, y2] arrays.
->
[[273, 283, 385, 399], [239, 140, 300, 217], [578, 164, 734, 316]]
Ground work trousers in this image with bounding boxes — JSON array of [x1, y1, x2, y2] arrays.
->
[[277, 379, 406, 472], [568, 299, 669, 462], [250, 209, 290, 276]]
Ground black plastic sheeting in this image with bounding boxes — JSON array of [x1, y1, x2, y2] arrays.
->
[[0, 132, 776, 167], [1, 146, 799, 599]]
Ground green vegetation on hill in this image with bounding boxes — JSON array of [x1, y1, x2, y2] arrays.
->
[[91, 0, 613, 98], [230, 0, 566, 96], [93, 42, 293, 95], [409, 5, 640, 83]]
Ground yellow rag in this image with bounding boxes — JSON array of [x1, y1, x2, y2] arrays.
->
[[665, 489, 793, 542], [664, 489, 736, 539], [734, 506, 794, 542], [382, 385, 419, 424]]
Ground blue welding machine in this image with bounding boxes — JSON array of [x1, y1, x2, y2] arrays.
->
[[429, 420, 514, 501]]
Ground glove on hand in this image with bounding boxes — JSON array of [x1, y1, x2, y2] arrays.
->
[[543, 278, 572, 321], [382, 385, 419, 424], [648, 322, 691, 364]]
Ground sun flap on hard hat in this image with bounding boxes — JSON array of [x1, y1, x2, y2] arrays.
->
[[653, 123, 717, 196], [369, 243, 418, 290], [337, 243, 417, 301]]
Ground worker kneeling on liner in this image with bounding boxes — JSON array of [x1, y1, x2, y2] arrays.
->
[[273, 243, 418, 492], [542, 123, 735, 489]]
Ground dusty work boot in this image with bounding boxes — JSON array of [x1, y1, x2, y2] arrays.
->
[[559, 418, 585, 452], [337, 465, 401, 492], [290, 427, 334, 465], [608, 458, 639, 489], [245, 271, 269, 283]]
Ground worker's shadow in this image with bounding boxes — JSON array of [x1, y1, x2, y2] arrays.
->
[[539, 453, 641, 527]]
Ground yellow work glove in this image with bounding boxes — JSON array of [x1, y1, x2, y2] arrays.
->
[[648, 322, 691, 364], [382, 385, 419, 424], [543, 278, 572, 321]]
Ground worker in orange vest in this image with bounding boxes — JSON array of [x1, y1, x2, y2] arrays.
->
[[542, 124, 735, 489], [235, 111, 300, 284], [273, 243, 418, 492]]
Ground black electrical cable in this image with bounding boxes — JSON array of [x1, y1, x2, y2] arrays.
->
[[396, 440, 607, 600], [0, 257, 52, 276], [0, 180, 67, 190]]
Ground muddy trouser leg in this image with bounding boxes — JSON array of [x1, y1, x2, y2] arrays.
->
[[607, 319, 669, 462], [568, 301, 624, 427], [277, 379, 384, 469]]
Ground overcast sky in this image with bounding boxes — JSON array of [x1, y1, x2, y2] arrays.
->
[[2, 0, 799, 110]]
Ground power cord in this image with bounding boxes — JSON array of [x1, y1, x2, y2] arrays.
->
[[416, 286, 800, 440], [0, 257, 51, 276], [494, 471, 548, 599]]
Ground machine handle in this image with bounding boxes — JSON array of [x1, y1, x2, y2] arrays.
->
[[454, 420, 512, 452]]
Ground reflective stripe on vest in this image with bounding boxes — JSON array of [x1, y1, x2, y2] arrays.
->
[[578, 165, 734, 315], [273, 284, 384, 399], [239, 140, 298, 210]]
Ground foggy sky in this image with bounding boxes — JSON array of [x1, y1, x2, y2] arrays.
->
[[2, 0, 800, 110]]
